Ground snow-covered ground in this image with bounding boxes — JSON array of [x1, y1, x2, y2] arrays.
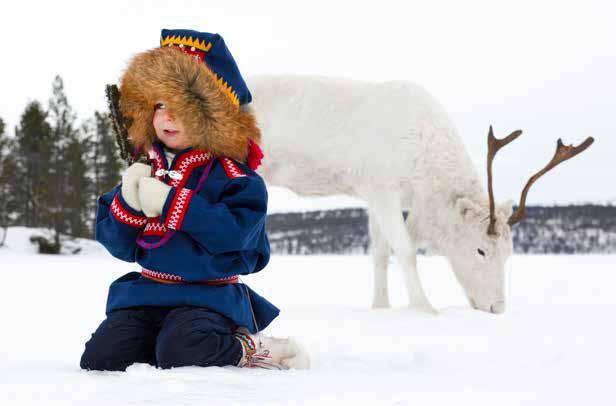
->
[[1, 230, 615, 406]]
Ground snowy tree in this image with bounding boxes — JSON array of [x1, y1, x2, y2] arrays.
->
[[0, 117, 17, 246], [82, 111, 123, 236], [46, 75, 89, 245], [63, 135, 90, 238], [13, 101, 53, 228]]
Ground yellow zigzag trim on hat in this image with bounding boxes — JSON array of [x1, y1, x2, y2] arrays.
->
[[209, 71, 240, 107], [160, 35, 213, 52], [160, 35, 239, 106]]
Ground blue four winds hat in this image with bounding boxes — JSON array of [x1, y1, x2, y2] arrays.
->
[[160, 28, 252, 106]]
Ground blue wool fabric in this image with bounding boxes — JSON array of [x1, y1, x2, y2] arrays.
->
[[80, 306, 243, 371], [94, 142, 279, 333]]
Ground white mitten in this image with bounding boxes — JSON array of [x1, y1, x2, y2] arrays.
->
[[120, 163, 152, 212], [139, 177, 172, 218]]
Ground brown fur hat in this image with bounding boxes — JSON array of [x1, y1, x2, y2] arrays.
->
[[119, 46, 260, 163]]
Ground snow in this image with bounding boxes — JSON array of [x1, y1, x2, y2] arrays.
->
[[1, 230, 615, 406], [0, 226, 105, 256]]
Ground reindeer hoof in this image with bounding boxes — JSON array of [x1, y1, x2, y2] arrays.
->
[[371, 300, 391, 309]]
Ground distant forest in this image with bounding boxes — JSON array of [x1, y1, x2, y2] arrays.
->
[[0, 76, 122, 252], [266, 206, 616, 255]]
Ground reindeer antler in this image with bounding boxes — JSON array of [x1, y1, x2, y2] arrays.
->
[[487, 126, 523, 235], [508, 137, 594, 226]]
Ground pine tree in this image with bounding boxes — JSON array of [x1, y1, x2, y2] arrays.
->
[[83, 111, 123, 236], [13, 102, 53, 228], [0, 116, 5, 246], [90, 111, 123, 195], [47, 75, 89, 243], [0, 117, 16, 246], [64, 136, 90, 238], [47, 76, 72, 248]]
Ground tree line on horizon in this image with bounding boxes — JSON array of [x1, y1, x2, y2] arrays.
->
[[0, 75, 123, 252]]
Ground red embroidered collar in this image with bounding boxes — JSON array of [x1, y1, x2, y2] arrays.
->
[[146, 144, 213, 189]]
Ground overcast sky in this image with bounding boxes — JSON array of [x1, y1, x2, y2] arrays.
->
[[2, 0, 614, 205]]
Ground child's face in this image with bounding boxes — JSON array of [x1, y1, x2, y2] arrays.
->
[[152, 102, 192, 151]]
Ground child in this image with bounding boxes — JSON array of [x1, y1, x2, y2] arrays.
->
[[80, 29, 309, 371]]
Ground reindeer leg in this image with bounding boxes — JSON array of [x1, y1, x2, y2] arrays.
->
[[368, 208, 391, 309], [367, 190, 438, 315]]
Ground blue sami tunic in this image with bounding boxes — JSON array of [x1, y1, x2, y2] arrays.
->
[[95, 142, 278, 333]]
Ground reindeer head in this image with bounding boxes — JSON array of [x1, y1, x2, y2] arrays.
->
[[447, 126, 593, 314]]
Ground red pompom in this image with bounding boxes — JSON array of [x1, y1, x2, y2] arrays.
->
[[247, 139, 264, 170]]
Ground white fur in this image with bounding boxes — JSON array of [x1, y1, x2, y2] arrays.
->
[[247, 74, 515, 314], [258, 335, 311, 370]]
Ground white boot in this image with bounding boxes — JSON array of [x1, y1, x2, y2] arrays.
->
[[234, 328, 310, 370]]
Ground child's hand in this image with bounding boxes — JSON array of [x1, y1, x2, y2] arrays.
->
[[121, 163, 152, 212], [139, 178, 172, 218]]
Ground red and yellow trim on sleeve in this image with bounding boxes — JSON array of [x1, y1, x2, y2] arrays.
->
[[165, 187, 195, 230], [110, 193, 147, 228]]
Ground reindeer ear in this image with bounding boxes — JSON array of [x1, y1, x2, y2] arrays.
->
[[455, 197, 480, 220], [498, 199, 514, 219]]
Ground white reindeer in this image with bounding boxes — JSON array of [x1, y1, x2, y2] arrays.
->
[[247, 74, 593, 314]]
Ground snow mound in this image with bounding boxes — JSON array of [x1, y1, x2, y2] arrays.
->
[[0, 226, 105, 256]]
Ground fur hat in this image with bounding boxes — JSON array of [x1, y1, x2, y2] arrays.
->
[[119, 29, 262, 166]]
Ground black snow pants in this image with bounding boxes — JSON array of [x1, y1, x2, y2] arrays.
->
[[80, 306, 243, 371]]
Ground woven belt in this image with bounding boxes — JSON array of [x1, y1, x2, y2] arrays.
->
[[141, 268, 239, 285]]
